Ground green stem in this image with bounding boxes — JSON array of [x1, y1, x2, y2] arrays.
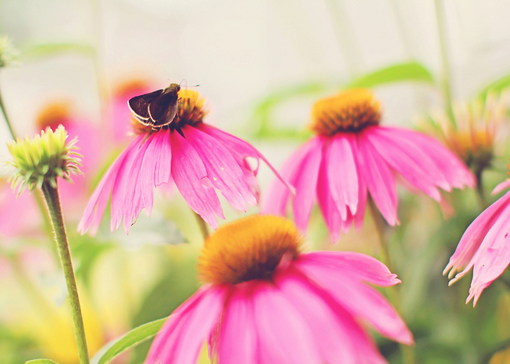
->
[[41, 180, 90, 364], [475, 168, 487, 210], [0, 72, 15, 139], [193, 211, 210, 241], [434, 0, 456, 127], [367, 196, 416, 364]]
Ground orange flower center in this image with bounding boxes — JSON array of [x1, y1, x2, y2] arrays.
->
[[310, 89, 381, 135], [36, 101, 72, 131], [198, 215, 302, 285]]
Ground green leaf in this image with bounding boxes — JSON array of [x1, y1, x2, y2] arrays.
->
[[345, 61, 435, 89], [25, 360, 60, 364], [92, 318, 166, 364], [20, 42, 94, 61], [478, 74, 510, 98]]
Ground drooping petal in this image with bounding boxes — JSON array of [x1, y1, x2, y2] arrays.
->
[[170, 130, 224, 229], [78, 135, 145, 235], [197, 123, 294, 193], [252, 281, 322, 364], [366, 128, 442, 200], [300, 251, 401, 286], [357, 130, 399, 225], [325, 133, 359, 219], [275, 268, 385, 364], [379, 126, 475, 189], [145, 285, 227, 364], [296, 255, 413, 345], [261, 137, 323, 220], [217, 284, 257, 364], [445, 191, 510, 279], [182, 125, 256, 211], [492, 180, 510, 195]]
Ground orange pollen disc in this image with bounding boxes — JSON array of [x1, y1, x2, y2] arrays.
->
[[198, 215, 302, 285], [310, 88, 381, 135], [36, 101, 72, 130]]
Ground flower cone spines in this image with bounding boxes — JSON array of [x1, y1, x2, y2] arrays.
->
[[7, 125, 82, 192], [0, 35, 17, 68]]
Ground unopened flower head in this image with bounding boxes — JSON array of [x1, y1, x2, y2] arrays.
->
[[146, 215, 413, 364], [0, 35, 18, 68], [7, 125, 81, 192], [263, 88, 475, 241], [426, 93, 507, 175]]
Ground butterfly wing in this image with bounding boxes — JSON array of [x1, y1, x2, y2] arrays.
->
[[128, 89, 164, 125], [148, 91, 179, 127]]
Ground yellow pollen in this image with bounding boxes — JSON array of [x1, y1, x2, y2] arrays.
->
[[198, 215, 302, 285], [310, 88, 381, 135]]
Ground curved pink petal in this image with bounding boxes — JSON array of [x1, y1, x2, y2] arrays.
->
[[252, 281, 322, 364], [357, 130, 399, 225], [262, 137, 323, 219], [295, 256, 413, 344], [145, 285, 227, 364], [170, 130, 224, 229], [379, 127, 475, 189], [217, 284, 257, 364], [275, 268, 385, 364], [464, 201, 510, 305], [492, 180, 510, 195], [78, 135, 145, 235], [366, 129, 442, 201], [326, 134, 359, 219], [183, 125, 256, 211], [317, 151, 342, 242], [197, 123, 294, 193], [300, 251, 401, 286], [445, 191, 510, 279]]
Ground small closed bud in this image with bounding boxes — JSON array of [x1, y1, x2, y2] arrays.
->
[[6, 125, 82, 192], [0, 35, 18, 68]]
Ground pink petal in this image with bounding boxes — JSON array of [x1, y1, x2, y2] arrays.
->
[[170, 130, 224, 229], [262, 137, 323, 218], [145, 285, 226, 364], [379, 127, 475, 189], [301, 251, 401, 286], [78, 135, 144, 235], [182, 125, 256, 211], [357, 130, 399, 225], [275, 268, 385, 364], [197, 123, 295, 193], [296, 257, 413, 344], [217, 285, 257, 364], [445, 191, 510, 279], [316, 151, 342, 242], [366, 129, 442, 200], [325, 134, 359, 219], [492, 180, 510, 195], [291, 138, 323, 231], [252, 281, 322, 364]]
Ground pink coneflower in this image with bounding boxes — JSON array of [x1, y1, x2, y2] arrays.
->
[[79, 89, 288, 234], [145, 215, 413, 364], [262, 89, 475, 241], [444, 179, 510, 305]]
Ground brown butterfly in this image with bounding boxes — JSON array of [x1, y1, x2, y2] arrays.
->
[[128, 83, 181, 129]]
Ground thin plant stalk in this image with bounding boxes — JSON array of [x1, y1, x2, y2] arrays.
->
[[434, 0, 456, 127], [41, 180, 90, 364], [368, 196, 416, 364], [193, 211, 210, 240], [475, 168, 487, 210], [0, 73, 15, 140]]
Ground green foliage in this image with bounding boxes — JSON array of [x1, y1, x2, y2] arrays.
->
[[345, 61, 435, 89], [25, 360, 59, 364], [478, 73, 510, 99], [91, 318, 166, 364], [20, 42, 94, 61]]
